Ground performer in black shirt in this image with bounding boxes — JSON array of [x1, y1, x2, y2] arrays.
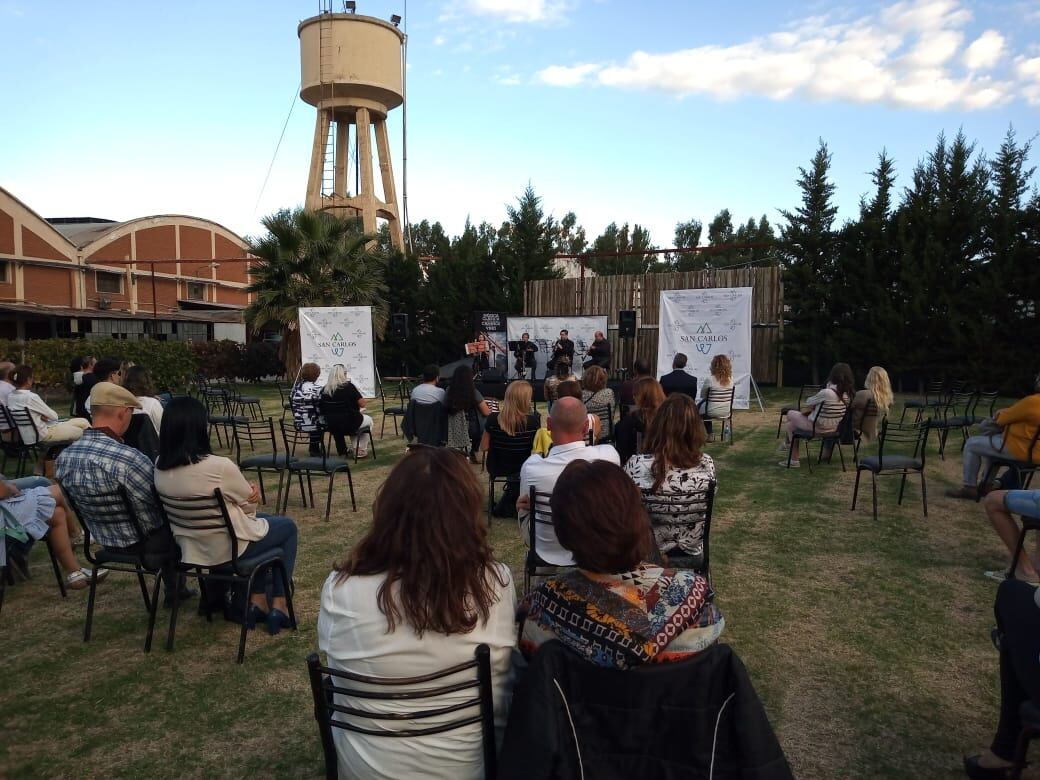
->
[[583, 330, 611, 371], [546, 329, 574, 372], [513, 333, 538, 378]]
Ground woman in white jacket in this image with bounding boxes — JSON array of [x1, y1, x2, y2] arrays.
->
[[6, 365, 89, 443]]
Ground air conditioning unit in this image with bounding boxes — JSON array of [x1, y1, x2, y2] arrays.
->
[[98, 297, 111, 310]]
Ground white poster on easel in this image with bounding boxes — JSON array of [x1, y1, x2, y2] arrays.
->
[[657, 288, 753, 410], [298, 306, 376, 397]]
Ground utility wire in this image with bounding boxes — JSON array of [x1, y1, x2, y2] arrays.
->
[[253, 82, 301, 218]]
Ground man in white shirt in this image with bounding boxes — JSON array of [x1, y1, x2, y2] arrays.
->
[[409, 364, 445, 404], [517, 396, 620, 566]]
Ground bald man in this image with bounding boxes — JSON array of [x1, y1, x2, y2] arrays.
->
[[517, 396, 620, 566]]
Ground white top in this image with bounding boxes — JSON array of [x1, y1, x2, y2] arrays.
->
[[0, 381, 13, 430], [134, 396, 164, 436], [410, 383, 445, 404], [698, 375, 734, 419], [6, 388, 60, 441], [317, 564, 517, 780], [805, 384, 844, 424], [518, 440, 621, 565]]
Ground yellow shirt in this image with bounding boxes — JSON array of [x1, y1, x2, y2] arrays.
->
[[996, 394, 1040, 463]]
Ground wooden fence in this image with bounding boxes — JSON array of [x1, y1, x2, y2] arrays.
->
[[524, 265, 783, 384]]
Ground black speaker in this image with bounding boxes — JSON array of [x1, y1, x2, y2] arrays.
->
[[619, 310, 636, 338], [391, 313, 409, 341]]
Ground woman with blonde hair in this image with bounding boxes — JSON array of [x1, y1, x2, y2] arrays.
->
[[850, 366, 893, 441], [481, 380, 540, 516], [624, 393, 716, 572], [320, 364, 373, 457], [698, 354, 734, 436]]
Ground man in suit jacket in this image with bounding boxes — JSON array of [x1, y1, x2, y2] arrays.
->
[[659, 353, 698, 400]]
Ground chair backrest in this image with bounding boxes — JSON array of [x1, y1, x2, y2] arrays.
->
[[586, 401, 614, 441], [978, 390, 1000, 420], [703, 387, 735, 419], [233, 417, 278, 463], [486, 427, 538, 477], [8, 407, 41, 445], [404, 401, 448, 447], [812, 401, 848, 435], [923, 379, 946, 403], [856, 398, 879, 435], [306, 646, 497, 780], [280, 418, 339, 468], [877, 418, 929, 469], [156, 487, 242, 564], [201, 387, 232, 416], [529, 487, 555, 560], [59, 481, 147, 555], [640, 481, 716, 576], [796, 384, 821, 407], [943, 390, 978, 421]]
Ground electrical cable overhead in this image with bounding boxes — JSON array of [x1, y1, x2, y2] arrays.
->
[[253, 82, 301, 218]]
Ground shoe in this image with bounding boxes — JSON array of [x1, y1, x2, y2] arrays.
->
[[163, 585, 199, 608], [66, 568, 109, 590], [778, 459, 799, 468], [245, 603, 268, 630], [946, 486, 979, 500], [266, 607, 291, 636], [986, 569, 1040, 586], [356, 448, 369, 458], [963, 753, 1014, 778]]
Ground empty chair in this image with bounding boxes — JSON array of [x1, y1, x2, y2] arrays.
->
[[900, 379, 947, 424], [280, 421, 357, 521], [232, 417, 294, 508], [851, 418, 930, 522]]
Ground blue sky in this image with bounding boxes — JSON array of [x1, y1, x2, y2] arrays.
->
[[1, 0, 1038, 248]]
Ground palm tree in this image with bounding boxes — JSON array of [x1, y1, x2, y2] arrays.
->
[[245, 208, 389, 377]]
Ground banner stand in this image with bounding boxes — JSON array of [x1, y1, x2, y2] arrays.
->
[[749, 374, 765, 413]]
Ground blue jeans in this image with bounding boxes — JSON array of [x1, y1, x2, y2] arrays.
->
[[963, 434, 1007, 486], [248, 514, 298, 597]]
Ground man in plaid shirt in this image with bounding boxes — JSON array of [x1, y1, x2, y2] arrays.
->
[[55, 382, 193, 604]]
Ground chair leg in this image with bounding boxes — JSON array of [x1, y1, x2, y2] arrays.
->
[[46, 537, 67, 598], [324, 472, 335, 522], [238, 571, 261, 663], [837, 443, 846, 472], [84, 566, 100, 642], [368, 431, 376, 460], [920, 471, 928, 517], [307, 474, 316, 508], [144, 571, 163, 653], [487, 478, 495, 524], [275, 471, 285, 514], [346, 469, 356, 512], [297, 472, 308, 508], [276, 562, 297, 630], [897, 472, 908, 505], [871, 473, 879, 523], [135, 570, 150, 609], [256, 469, 267, 504], [851, 469, 862, 510], [166, 573, 183, 651]]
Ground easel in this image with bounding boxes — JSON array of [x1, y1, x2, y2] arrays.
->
[[745, 373, 765, 412]]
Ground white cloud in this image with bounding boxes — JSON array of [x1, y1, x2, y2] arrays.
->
[[433, 35, 446, 46], [1019, 56, 1040, 105], [497, 74, 521, 85], [445, 0, 572, 24], [535, 0, 1031, 111], [963, 30, 1005, 70]]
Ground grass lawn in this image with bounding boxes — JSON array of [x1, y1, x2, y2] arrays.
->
[[0, 385, 1021, 778]]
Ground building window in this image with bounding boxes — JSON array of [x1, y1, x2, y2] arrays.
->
[[0, 260, 8, 283], [186, 282, 206, 301], [95, 271, 123, 294]]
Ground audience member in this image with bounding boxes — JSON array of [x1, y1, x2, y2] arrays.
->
[[948, 372, 1040, 500], [55, 381, 190, 603], [614, 376, 665, 465], [317, 446, 516, 779], [119, 361, 135, 383], [982, 489, 1040, 582], [625, 393, 716, 570], [0, 362, 15, 431], [72, 356, 96, 418], [519, 460, 723, 668], [698, 354, 734, 435], [517, 396, 620, 566], [0, 472, 106, 592], [581, 365, 613, 408], [291, 362, 324, 456], [481, 380, 540, 516], [849, 365, 893, 441], [409, 363, 445, 404], [7, 365, 90, 444], [543, 360, 575, 408], [619, 357, 653, 406], [659, 353, 698, 401], [780, 362, 854, 468], [443, 364, 490, 461], [556, 379, 601, 441], [320, 364, 373, 457], [154, 397, 298, 635], [84, 358, 122, 416], [122, 366, 164, 437], [963, 578, 1040, 778]]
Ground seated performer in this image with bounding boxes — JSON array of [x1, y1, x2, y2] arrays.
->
[[513, 333, 538, 378], [546, 329, 575, 373], [583, 330, 611, 371]]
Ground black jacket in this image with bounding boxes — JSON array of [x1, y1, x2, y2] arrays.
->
[[660, 369, 698, 401], [499, 641, 792, 780], [401, 399, 447, 446]]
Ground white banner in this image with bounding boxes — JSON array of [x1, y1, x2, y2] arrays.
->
[[298, 306, 376, 397], [657, 288, 753, 410], [506, 315, 608, 381]]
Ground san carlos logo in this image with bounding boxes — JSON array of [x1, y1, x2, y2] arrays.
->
[[316, 331, 357, 358], [679, 321, 729, 355]]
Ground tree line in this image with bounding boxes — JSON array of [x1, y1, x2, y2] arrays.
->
[[245, 128, 1038, 393]]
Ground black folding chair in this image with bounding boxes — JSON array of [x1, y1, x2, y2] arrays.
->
[[900, 379, 947, 423], [787, 401, 848, 472], [306, 644, 498, 780], [280, 421, 357, 521], [978, 427, 1040, 500], [587, 400, 615, 444], [200, 387, 242, 448], [0, 405, 34, 477], [852, 399, 879, 461], [0, 530, 68, 606], [930, 389, 979, 460], [319, 400, 377, 464], [7, 407, 75, 476], [59, 482, 169, 652], [524, 487, 570, 596], [157, 487, 297, 663], [275, 382, 293, 421], [640, 481, 716, 582], [379, 382, 407, 438], [702, 387, 736, 444], [851, 418, 930, 522], [485, 427, 537, 523], [776, 384, 821, 438], [232, 417, 295, 509], [222, 380, 264, 421]]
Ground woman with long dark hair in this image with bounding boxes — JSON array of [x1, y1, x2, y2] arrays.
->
[[780, 362, 854, 468], [614, 376, 665, 466], [154, 397, 298, 635], [318, 446, 516, 779], [443, 364, 491, 461]]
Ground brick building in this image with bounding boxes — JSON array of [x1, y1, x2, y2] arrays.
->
[[0, 185, 254, 342]]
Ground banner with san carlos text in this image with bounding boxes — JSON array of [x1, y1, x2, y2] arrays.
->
[[298, 306, 376, 397], [657, 288, 753, 410]]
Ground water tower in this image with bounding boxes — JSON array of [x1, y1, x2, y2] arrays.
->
[[298, 6, 405, 250]]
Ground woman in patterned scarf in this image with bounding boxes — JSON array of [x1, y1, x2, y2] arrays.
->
[[519, 460, 723, 670]]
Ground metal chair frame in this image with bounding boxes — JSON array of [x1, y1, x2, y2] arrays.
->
[[930, 389, 979, 460], [306, 645, 497, 780], [702, 387, 736, 444], [524, 487, 568, 596], [378, 382, 408, 438], [900, 379, 947, 423], [776, 384, 821, 438], [318, 399, 378, 464], [977, 427, 1040, 499], [232, 416, 294, 509], [200, 386, 243, 448], [640, 481, 716, 583], [484, 427, 537, 523], [280, 421, 357, 521], [157, 486, 297, 663], [0, 530, 69, 611], [851, 418, 930, 522], [851, 399, 879, 462], [786, 401, 848, 472], [59, 482, 165, 652]]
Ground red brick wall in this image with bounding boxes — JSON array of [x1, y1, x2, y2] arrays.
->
[[24, 266, 74, 306], [87, 234, 132, 264], [136, 225, 177, 260], [217, 287, 249, 306], [214, 236, 248, 283], [179, 225, 212, 278], [0, 210, 14, 255], [21, 227, 68, 261], [86, 269, 131, 311], [137, 277, 179, 312]]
